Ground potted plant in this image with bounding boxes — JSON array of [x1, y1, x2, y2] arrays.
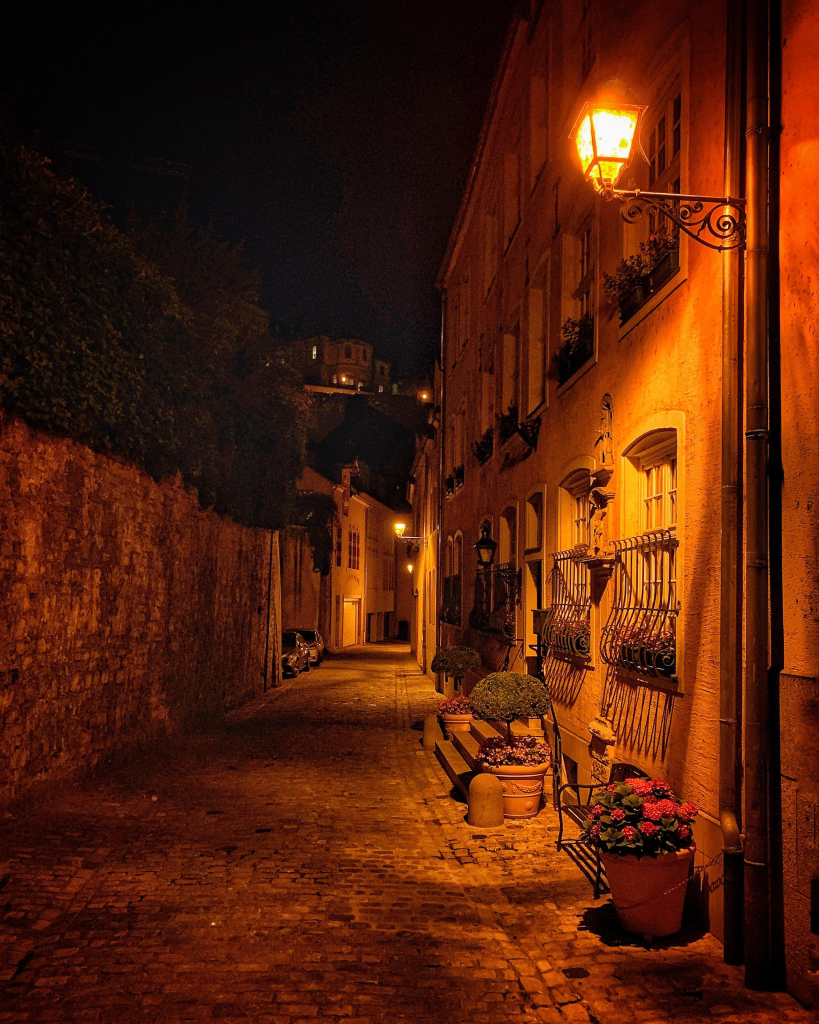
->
[[445, 474, 455, 497], [497, 405, 519, 444], [548, 617, 592, 660], [470, 672, 553, 818], [552, 314, 594, 386], [602, 253, 648, 321], [582, 777, 699, 937], [431, 645, 481, 694], [454, 464, 465, 488], [437, 694, 474, 739], [471, 426, 494, 465]]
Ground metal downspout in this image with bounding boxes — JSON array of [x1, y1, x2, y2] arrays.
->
[[743, 0, 772, 989], [720, 0, 745, 967], [436, 292, 446, 683]]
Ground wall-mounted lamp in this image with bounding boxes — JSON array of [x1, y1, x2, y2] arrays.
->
[[570, 82, 746, 251], [474, 524, 497, 567]]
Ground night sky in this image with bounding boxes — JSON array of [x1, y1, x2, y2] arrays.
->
[[3, 2, 513, 375]]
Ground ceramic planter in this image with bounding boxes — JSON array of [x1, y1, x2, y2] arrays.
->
[[601, 844, 695, 938], [483, 762, 549, 818], [441, 713, 474, 740]]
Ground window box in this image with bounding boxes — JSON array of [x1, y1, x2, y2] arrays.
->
[[454, 464, 465, 489], [553, 315, 594, 387], [498, 406, 519, 445], [445, 474, 455, 498], [647, 248, 680, 292], [471, 426, 494, 465], [604, 237, 680, 325]]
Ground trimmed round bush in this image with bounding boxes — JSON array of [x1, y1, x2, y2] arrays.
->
[[470, 672, 551, 741], [431, 646, 481, 678]]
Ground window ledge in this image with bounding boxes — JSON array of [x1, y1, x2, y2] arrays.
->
[[618, 261, 687, 339], [556, 350, 597, 397]]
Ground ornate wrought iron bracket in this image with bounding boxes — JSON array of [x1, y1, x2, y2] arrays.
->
[[601, 187, 746, 251], [515, 415, 541, 451]]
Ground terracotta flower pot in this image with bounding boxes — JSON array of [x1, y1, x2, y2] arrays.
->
[[600, 844, 695, 938], [441, 713, 473, 740], [483, 763, 549, 818]]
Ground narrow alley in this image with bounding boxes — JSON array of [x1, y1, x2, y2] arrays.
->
[[0, 647, 811, 1024]]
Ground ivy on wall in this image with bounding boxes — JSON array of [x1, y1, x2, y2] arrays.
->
[[0, 140, 311, 535]]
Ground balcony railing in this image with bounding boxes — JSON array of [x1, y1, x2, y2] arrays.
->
[[545, 546, 592, 660], [600, 529, 679, 679], [440, 574, 462, 626], [469, 562, 520, 639]]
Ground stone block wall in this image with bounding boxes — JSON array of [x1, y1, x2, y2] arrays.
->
[[0, 414, 281, 802]]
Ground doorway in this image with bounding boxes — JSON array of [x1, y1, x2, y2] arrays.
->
[[343, 599, 360, 647]]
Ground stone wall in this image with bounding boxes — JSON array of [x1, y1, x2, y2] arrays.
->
[[0, 414, 281, 803]]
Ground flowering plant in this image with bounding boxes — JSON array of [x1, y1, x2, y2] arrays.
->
[[581, 777, 698, 857], [439, 695, 473, 716], [476, 735, 551, 768]]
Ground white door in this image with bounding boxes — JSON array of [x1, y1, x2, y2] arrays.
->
[[343, 600, 359, 647]]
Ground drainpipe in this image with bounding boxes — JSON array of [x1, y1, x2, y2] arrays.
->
[[720, 0, 745, 967], [743, 0, 772, 989], [435, 293, 447, 685]]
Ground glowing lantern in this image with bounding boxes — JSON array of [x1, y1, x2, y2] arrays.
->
[[394, 522, 407, 538], [571, 100, 645, 192], [407, 563, 414, 574]]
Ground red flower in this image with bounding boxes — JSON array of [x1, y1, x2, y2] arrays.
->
[[642, 802, 664, 822], [606, 783, 618, 792], [590, 803, 605, 819], [621, 825, 638, 841], [639, 821, 659, 836], [679, 802, 699, 822], [631, 780, 654, 797], [651, 779, 672, 796], [610, 807, 626, 822], [654, 798, 679, 818], [678, 824, 692, 842], [589, 823, 602, 840]]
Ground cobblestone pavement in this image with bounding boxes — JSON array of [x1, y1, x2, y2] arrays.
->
[[0, 645, 813, 1023]]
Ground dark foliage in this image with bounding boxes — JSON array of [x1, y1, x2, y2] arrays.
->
[[0, 141, 309, 532]]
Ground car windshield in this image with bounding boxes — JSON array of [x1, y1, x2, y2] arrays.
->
[[282, 633, 299, 649], [298, 630, 317, 642]]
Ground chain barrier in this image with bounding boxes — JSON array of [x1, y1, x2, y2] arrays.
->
[[585, 842, 724, 910]]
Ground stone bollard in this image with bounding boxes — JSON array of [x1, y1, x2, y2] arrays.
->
[[422, 713, 443, 750], [467, 773, 505, 828]]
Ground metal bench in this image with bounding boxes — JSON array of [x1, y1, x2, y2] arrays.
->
[[556, 761, 647, 897]]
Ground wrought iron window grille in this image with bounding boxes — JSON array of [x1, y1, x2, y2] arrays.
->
[[469, 562, 521, 639], [546, 546, 592, 660], [441, 574, 462, 626], [599, 529, 679, 679]]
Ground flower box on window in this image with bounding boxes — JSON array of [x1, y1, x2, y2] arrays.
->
[[603, 235, 680, 325], [497, 406, 519, 445], [552, 315, 594, 386], [471, 426, 494, 465], [545, 547, 592, 662]]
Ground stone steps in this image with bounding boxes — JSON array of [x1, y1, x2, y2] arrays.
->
[[434, 739, 475, 798], [435, 717, 541, 800]]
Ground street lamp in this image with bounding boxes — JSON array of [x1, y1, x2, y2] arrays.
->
[[570, 85, 746, 252], [394, 522, 407, 538], [474, 524, 497, 567]]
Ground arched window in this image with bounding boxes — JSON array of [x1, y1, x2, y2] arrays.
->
[[499, 506, 518, 565]]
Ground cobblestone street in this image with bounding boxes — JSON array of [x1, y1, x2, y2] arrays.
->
[[0, 646, 812, 1023]]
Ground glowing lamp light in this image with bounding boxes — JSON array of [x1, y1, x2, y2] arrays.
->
[[571, 100, 645, 192], [420, 392, 429, 401], [394, 522, 407, 538], [407, 563, 414, 574], [340, 375, 347, 383]]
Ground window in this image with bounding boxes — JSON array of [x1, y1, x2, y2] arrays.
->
[[312, 345, 317, 360], [501, 327, 519, 417], [572, 493, 589, 548], [648, 92, 682, 191], [499, 506, 517, 566], [335, 523, 342, 567], [378, 385, 384, 393], [529, 72, 548, 187], [576, 221, 594, 320], [332, 374, 338, 384], [344, 344, 352, 359], [347, 527, 360, 569], [525, 491, 544, 552], [484, 194, 499, 294], [527, 277, 547, 413], [504, 131, 521, 244], [558, 468, 592, 551]]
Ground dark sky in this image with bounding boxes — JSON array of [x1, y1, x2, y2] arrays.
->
[[3, 2, 513, 375]]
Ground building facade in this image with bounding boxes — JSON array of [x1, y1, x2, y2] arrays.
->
[[281, 467, 409, 652], [292, 335, 391, 393], [427, 0, 819, 1004]]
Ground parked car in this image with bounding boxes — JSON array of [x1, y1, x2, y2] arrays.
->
[[294, 628, 324, 665], [281, 631, 311, 677]]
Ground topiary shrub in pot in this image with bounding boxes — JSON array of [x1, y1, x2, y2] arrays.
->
[[431, 646, 481, 694], [581, 777, 699, 938], [469, 672, 553, 818]]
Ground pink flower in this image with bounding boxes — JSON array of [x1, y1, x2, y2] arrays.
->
[[631, 780, 654, 797], [589, 823, 602, 841], [590, 804, 605, 819], [651, 779, 672, 796], [610, 807, 626, 822], [621, 825, 638, 841], [606, 783, 618, 792], [679, 802, 699, 822], [639, 821, 659, 837], [642, 802, 664, 822], [678, 824, 692, 842]]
